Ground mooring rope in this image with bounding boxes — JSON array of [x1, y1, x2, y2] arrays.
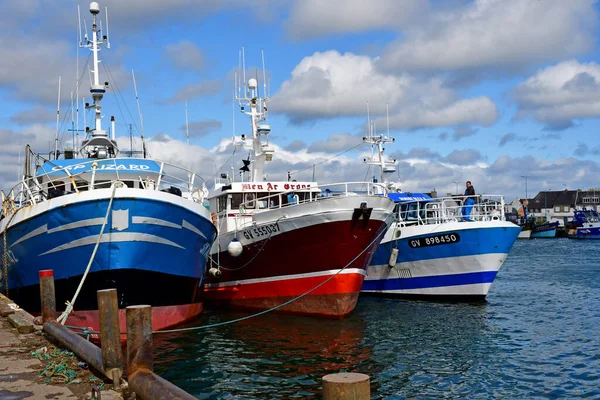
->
[[153, 218, 392, 334], [57, 183, 119, 324]]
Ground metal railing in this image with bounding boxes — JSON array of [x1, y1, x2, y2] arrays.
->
[[398, 195, 506, 225], [2, 158, 209, 215], [211, 181, 387, 233]]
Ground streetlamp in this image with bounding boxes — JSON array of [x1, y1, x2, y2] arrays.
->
[[521, 175, 529, 199], [453, 181, 459, 195]]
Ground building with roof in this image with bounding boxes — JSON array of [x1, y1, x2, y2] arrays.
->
[[510, 189, 600, 226]]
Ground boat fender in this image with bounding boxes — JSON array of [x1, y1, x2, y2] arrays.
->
[[208, 267, 222, 278], [227, 238, 243, 257], [388, 248, 399, 268]]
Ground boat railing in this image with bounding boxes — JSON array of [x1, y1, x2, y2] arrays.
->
[[236, 181, 387, 213], [399, 194, 506, 225], [2, 158, 210, 215]]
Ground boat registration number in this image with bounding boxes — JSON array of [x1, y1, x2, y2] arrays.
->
[[409, 233, 460, 248], [242, 223, 280, 240]]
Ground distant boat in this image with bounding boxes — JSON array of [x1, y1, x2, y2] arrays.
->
[[530, 220, 559, 238], [567, 209, 600, 239], [0, 2, 216, 333]]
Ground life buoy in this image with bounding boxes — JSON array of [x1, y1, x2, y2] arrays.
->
[[211, 212, 217, 225]]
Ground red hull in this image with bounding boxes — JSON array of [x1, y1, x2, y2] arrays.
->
[[63, 303, 203, 342], [203, 218, 388, 317]]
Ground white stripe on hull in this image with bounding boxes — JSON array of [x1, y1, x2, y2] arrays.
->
[[362, 282, 493, 296], [203, 267, 366, 288], [365, 253, 508, 280], [40, 232, 185, 255]]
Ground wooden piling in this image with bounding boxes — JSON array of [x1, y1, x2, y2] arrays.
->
[[39, 269, 56, 323], [97, 288, 123, 390], [322, 373, 370, 400]]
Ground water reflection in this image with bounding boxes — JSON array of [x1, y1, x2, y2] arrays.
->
[[153, 310, 371, 399]]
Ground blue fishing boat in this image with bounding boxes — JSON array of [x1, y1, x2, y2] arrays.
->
[[0, 2, 216, 333], [568, 209, 600, 239], [360, 116, 520, 300], [530, 220, 559, 238]]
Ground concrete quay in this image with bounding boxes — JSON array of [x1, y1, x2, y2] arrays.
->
[[0, 293, 123, 400]]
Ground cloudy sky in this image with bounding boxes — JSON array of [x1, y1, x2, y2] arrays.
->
[[2, 0, 600, 200]]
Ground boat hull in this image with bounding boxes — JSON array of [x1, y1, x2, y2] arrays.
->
[[361, 221, 521, 299], [0, 189, 216, 330], [569, 226, 600, 239], [203, 196, 394, 318], [531, 222, 558, 238]]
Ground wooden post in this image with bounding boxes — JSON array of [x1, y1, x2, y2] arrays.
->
[[323, 373, 370, 400], [97, 289, 123, 390], [39, 269, 56, 323]]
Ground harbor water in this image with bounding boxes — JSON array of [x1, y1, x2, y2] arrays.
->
[[153, 239, 600, 399]]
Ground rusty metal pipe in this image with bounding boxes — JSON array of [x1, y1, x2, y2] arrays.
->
[[39, 269, 56, 323], [43, 321, 108, 379], [126, 305, 196, 399], [97, 288, 123, 389], [126, 305, 153, 374], [128, 370, 197, 400]]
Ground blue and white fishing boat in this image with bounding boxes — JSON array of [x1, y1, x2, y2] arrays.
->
[[568, 209, 600, 239], [0, 2, 216, 333], [360, 115, 521, 299], [530, 220, 559, 238]]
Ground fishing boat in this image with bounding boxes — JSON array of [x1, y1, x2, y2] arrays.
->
[[0, 2, 216, 333], [530, 220, 559, 238], [360, 120, 521, 299], [567, 209, 600, 239], [202, 65, 395, 318]]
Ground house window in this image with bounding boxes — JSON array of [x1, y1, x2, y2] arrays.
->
[[563, 206, 569, 212], [555, 206, 560, 212]]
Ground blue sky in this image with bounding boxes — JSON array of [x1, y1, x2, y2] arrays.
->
[[1, 0, 600, 200]]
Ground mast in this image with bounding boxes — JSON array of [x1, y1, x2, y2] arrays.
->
[[78, 2, 118, 158], [237, 50, 272, 182], [363, 103, 396, 184]]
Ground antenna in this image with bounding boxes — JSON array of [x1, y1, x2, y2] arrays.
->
[[82, 96, 86, 140], [70, 91, 74, 147], [185, 101, 189, 145], [386, 103, 390, 138], [132, 69, 146, 157], [77, 5, 83, 46], [55, 76, 61, 160], [242, 46, 247, 97], [104, 6, 110, 48], [366, 101, 371, 137], [262, 49, 267, 100]]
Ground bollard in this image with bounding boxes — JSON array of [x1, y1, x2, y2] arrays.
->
[[97, 289, 123, 390], [39, 269, 56, 323], [322, 373, 370, 400]]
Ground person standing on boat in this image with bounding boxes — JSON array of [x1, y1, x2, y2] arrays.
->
[[462, 181, 475, 221]]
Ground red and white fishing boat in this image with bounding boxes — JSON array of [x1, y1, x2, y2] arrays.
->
[[202, 69, 395, 318]]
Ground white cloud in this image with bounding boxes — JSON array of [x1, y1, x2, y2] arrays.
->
[[378, 0, 597, 73], [286, 0, 427, 40], [166, 79, 224, 104], [271, 51, 498, 129], [307, 133, 362, 153], [164, 40, 205, 72], [180, 120, 222, 138], [514, 60, 600, 130]]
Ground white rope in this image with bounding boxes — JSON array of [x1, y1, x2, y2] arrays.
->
[[57, 182, 120, 324]]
